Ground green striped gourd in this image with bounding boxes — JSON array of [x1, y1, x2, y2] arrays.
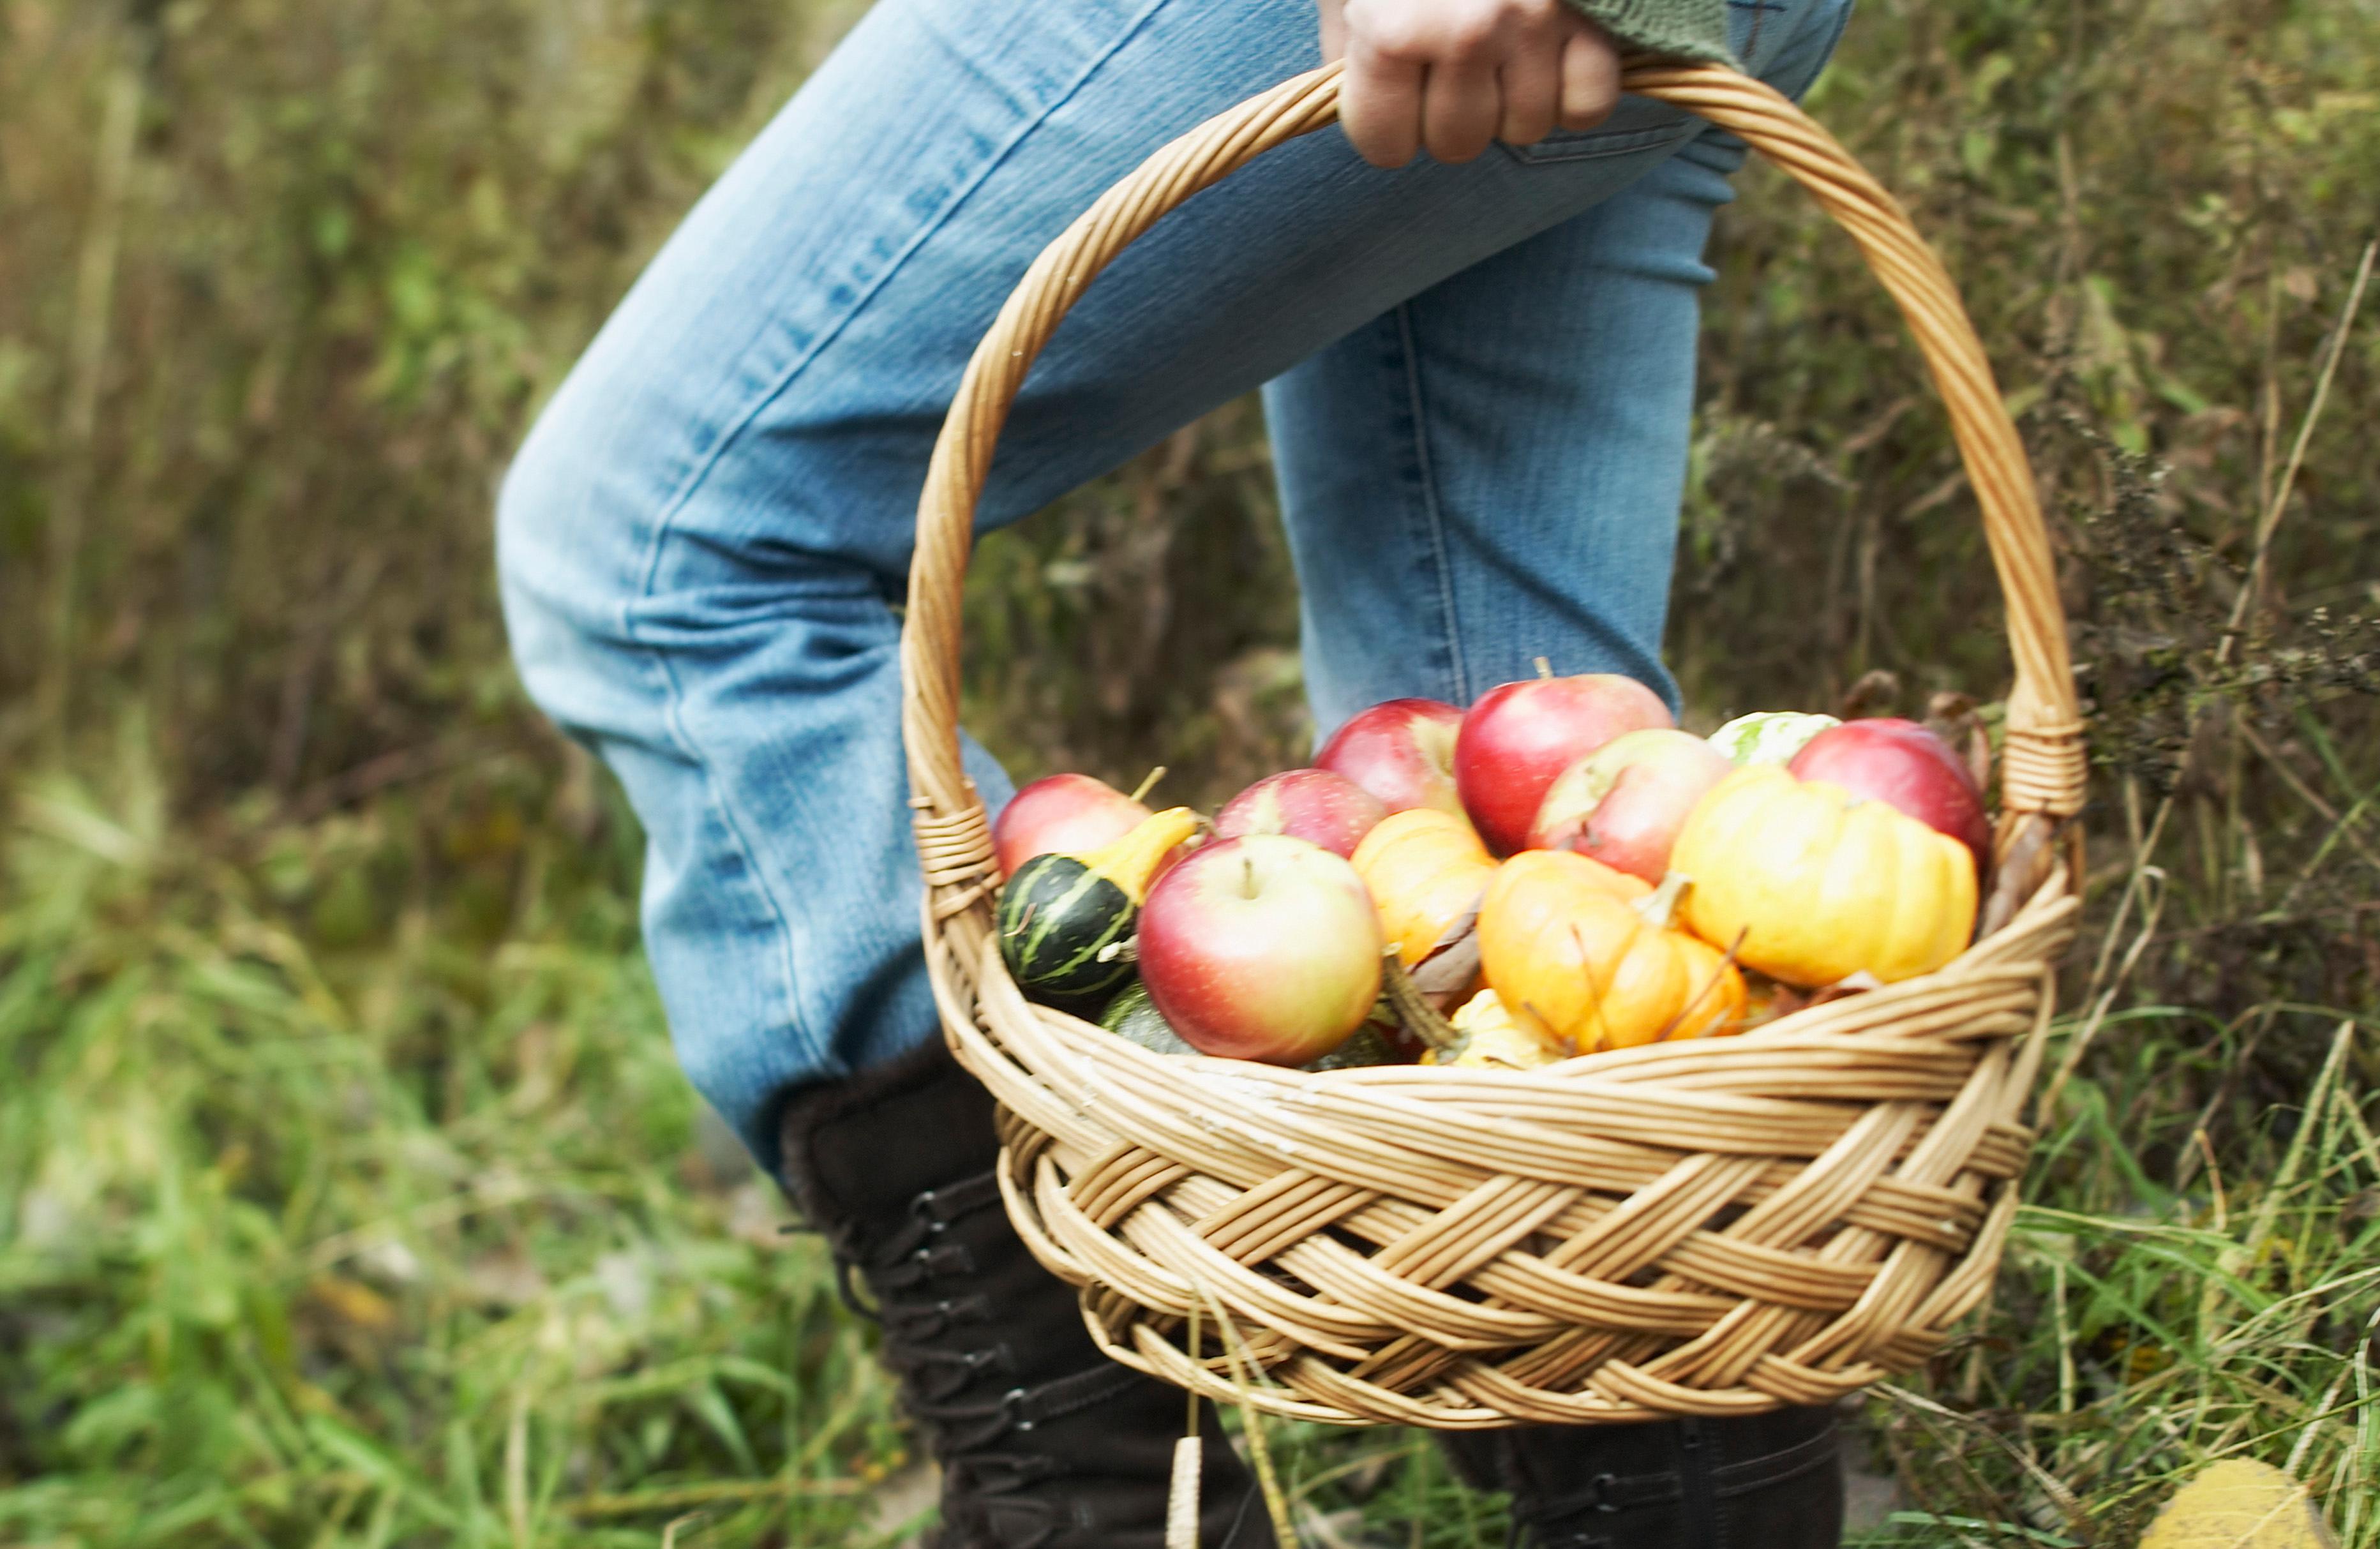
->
[[996, 807, 1198, 1004]]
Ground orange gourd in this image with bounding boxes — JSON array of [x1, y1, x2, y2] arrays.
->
[[1476, 849, 1746, 1055], [1350, 808, 1500, 966], [1670, 764, 1978, 988]]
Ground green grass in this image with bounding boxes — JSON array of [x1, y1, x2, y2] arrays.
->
[[0, 748, 913, 1546]]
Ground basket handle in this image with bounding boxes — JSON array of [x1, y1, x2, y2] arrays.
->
[[899, 60, 2086, 913]]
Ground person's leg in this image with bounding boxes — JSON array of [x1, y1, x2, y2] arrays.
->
[[498, 0, 1842, 1168], [1437, 1405, 1845, 1548], [1267, 0, 1853, 728]]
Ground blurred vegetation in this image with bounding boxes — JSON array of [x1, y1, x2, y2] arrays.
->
[[1, 0, 2374, 1543]]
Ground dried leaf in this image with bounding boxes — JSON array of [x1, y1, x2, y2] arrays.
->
[[1409, 912, 1481, 1008], [2139, 1460, 2337, 1549]]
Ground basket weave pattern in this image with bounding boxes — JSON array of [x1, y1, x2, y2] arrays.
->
[[898, 62, 2090, 1426]]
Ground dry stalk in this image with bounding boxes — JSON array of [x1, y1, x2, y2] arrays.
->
[[37, 52, 145, 749]]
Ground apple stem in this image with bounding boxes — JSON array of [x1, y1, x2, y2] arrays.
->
[[1534, 656, 1553, 680], [1241, 854, 1257, 901], [1128, 765, 1168, 805]]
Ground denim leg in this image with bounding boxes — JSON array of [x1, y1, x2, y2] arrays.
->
[[1262, 145, 1742, 726], [1268, 0, 1853, 733], [498, 0, 1852, 1167]]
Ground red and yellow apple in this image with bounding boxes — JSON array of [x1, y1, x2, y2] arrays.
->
[[1453, 671, 1673, 854], [1788, 718, 1990, 862], [1314, 698, 1465, 815], [992, 774, 1149, 878], [1137, 834, 1384, 1064], [1529, 728, 1733, 882], [1214, 768, 1388, 859]]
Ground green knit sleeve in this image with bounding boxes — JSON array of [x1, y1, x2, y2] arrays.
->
[[1563, 0, 1739, 68]]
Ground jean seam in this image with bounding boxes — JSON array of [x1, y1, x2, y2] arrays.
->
[[640, 640, 828, 1075], [616, 0, 1178, 1063], [1501, 123, 1696, 166], [1389, 302, 1468, 706]]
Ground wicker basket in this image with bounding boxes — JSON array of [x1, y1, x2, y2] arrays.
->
[[897, 60, 2090, 1428]]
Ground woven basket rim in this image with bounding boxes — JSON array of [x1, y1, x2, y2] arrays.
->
[[1013, 869, 2079, 1086]]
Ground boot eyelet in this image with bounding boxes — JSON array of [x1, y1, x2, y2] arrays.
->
[[1591, 1472, 1620, 1513], [1001, 1386, 1033, 1433]]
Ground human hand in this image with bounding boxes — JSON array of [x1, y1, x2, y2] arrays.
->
[[1317, 0, 1622, 168]]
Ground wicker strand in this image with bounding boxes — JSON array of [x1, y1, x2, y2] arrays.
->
[[1999, 720, 2092, 818]]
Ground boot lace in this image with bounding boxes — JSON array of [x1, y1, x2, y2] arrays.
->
[[855, 1181, 1077, 1548]]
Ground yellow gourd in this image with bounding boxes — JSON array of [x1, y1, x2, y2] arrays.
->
[[1350, 808, 1500, 966], [1476, 849, 1747, 1055], [1669, 764, 1977, 988], [1421, 988, 1557, 1070]]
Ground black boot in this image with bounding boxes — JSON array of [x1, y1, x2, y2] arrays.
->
[[1437, 1405, 1843, 1548], [778, 1037, 1275, 1549]]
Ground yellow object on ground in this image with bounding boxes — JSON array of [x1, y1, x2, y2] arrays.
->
[[2138, 1458, 2337, 1549]]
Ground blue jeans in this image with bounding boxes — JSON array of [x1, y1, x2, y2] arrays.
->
[[498, 0, 1852, 1170]]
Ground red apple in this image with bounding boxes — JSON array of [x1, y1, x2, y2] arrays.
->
[[1314, 698, 1465, 815], [1214, 768, 1388, 859], [1788, 718, 1991, 860], [992, 774, 1149, 877], [1453, 672, 1673, 854], [1529, 728, 1733, 882], [1137, 835, 1384, 1064]]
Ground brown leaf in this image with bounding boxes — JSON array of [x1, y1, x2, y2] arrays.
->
[[1410, 911, 1482, 1009]]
